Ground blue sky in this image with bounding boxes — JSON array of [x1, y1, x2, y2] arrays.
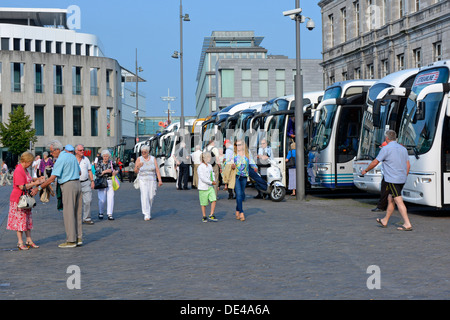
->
[[3, 0, 323, 117]]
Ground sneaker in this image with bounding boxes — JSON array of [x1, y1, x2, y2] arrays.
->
[[208, 215, 218, 222], [202, 217, 208, 223], [83, 220, 94, 225], [108, 215, 115, 221], [76, 238, 83, 246], [98, 213, 104, 220], [58, 242, 77, 248]]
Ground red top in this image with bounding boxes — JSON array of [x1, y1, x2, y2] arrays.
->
[[10, 164, 32, 203]]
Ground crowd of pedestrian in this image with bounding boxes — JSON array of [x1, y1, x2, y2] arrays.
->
[[4, 129, 414, 251]]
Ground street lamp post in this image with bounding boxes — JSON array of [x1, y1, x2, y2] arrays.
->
[[283, 0, 315, 201], [172, 0, 190, 132], [135, 48, 143, 145]]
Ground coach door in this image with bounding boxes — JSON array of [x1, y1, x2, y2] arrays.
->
[[442, 116, 450, 205]]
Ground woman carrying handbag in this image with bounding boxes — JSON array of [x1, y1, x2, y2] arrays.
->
[[6, 151, 44, 250], [95, 150, 119, 220]]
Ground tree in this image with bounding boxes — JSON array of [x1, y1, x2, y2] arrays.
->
[[0, 106, 37, 155]]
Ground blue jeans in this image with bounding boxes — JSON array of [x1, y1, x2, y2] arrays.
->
[[235, 175, 247, 213]]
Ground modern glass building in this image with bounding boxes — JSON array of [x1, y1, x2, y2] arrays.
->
[[195, 31, 324, 118]]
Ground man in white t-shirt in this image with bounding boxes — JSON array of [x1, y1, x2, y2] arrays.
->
[[32, 155, 41, 178], [75, 144, 95, 224]]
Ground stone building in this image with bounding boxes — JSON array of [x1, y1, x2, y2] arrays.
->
[[318, 0, 450, 87]]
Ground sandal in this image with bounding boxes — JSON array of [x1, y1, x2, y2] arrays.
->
[[26, 241, 39, 249], [17, 243, 29, 250], [376, 218, 387, 228], [397, 225, 413, 231]]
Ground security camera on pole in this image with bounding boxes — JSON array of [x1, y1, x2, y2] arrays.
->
[[283, 0, 315, 201]]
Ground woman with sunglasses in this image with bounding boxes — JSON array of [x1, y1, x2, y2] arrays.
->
[[231, 140, 258, 221]]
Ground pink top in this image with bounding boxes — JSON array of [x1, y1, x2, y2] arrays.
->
[[10, 164, 32, 203]]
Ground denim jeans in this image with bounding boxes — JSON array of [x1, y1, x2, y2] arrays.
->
[[235, 175, 247, 213]]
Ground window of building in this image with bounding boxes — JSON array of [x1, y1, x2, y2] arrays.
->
[[35, 64, 44, 93], [13, 38, 20, 50], [276, 69, 286, 97], [106, 69, 112, 96], [433, 42, 442, 61], [1, 38, 9, 50], [76, 43, 82, 55], [34, 105, 44, 136], [328, 14, 334, 47], [367, 64, 374, 79], [54, 65, 63, 94], [413, 48, 422, 68], [259, 69, 269, 98], [86, 44, 91, 56], [397, 54, 405, 70], [91, 107, 99, 136], [54, 106, 64, 136], [354, 67, 361, 79], [66, 42, 72, 55], [90, 68, 99, 96], [354, 1, 360, 36], [341, 8, 347, 42], [11, 62, 24, 93], [107, 108, 111, 137], [381, 59, 389, 77], [399, 0, 404, 18], [220, 69, 234, 98], [55, 42, 62, 54], [415, 0, 420, 11], [0, 62, 2, 92], [72, 66, 82, 95], [241, 69, 252, 98], [25, 39, 31, 51], [45, 41, 52, 53], [35, 40, 42, 52], [73, 106, 82, 136]]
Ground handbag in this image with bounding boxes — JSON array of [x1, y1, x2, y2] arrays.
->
[[18, 186, 36, 209], [286, 156, 295, 168], [133, 174, 140, 190], [94, 175, 108, 189], [112, 175, 120, 191]]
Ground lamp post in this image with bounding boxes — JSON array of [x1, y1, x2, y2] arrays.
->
[[161, 88, 176, 126], [172, 0, 190, 132], [283, 0, 315, 201], [134, 48, 143, 145]]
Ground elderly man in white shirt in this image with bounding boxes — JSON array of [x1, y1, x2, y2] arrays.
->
[[75, 144, 95, 224]]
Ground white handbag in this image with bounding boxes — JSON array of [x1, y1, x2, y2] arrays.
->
[[133, 175, 140, 190], [17, 186, 36, 209]]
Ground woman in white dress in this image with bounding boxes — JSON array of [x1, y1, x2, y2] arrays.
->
[[134, 145, 163, 221]]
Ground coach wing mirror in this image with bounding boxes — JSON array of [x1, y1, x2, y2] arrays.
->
[[372, 99, 382, 128], [414, 101, 426, 122]]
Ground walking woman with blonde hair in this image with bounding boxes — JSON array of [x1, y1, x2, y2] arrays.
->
[[231, 139, 258, 221]]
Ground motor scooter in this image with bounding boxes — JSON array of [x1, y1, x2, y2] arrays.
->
[[249, 159, 286, 202], [266, 159, 286, 202]]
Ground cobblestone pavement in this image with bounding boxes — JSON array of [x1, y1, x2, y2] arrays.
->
[[0, 180, 449, 301]]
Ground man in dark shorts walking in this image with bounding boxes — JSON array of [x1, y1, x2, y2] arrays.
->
[[361, 130, 413, 231]]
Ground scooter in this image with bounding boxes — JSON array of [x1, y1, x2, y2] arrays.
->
[[266, 159, 286, 202]]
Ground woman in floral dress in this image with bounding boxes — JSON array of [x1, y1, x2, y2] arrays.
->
[[7, 151, 44, 250]]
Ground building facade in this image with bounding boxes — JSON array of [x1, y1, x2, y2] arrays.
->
[[195, 31, 324, 118], [318, 0, 450, 87], [0, 7, 145, 164]]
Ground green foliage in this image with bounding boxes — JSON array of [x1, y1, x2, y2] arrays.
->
[[0, 106, 37, 156]]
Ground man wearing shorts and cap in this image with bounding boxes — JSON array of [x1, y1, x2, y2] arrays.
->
[[361, 130, 413, 231]]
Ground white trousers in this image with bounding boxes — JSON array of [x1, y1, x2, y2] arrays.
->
[[97, 179, 114, 217], [139, 178, 156, 219]]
